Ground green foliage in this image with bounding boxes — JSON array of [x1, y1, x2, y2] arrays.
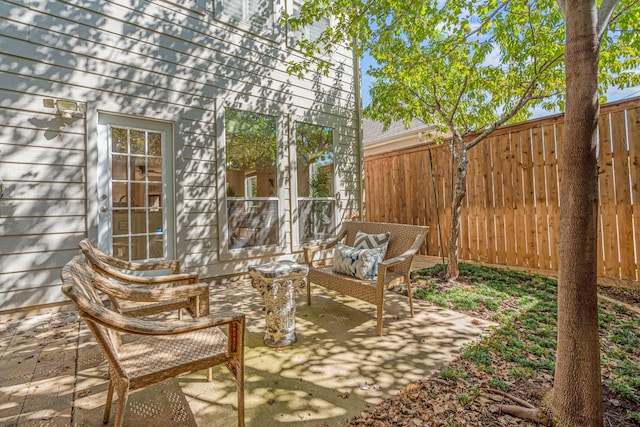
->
[[412, 263, 640, 404], [458, 393, 471, 404], [488, 378, 509, 391], [440, 367, 466, 380], [627, 411, 640, 422], [286, 0, 639, 134], [462, 342, 492, 366]]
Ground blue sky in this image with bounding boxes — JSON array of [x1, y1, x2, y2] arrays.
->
[[360, 53, 640, 120]]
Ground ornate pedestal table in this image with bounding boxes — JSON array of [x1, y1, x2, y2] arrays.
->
[[249, 261, 309, 347]]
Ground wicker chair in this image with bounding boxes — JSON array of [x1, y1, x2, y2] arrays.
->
[[304, 221, 428, 336], [61, 255, 245, 427], [79, 239, 209, 319]]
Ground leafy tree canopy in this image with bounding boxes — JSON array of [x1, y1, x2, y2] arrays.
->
[[287, 0, 640, 137]]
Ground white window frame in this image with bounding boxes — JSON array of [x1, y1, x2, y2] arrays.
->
[[160, 0, 206, 14], [213, 0, 279, 38], [290, 117, 338, 250], [216, 100, 288, 261], [287, 0, 331, 48]]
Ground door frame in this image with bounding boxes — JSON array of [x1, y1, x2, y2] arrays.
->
[[94, 112, 176, 260]]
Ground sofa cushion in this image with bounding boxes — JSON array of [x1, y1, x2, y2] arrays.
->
[[332, 242, 383, 280]]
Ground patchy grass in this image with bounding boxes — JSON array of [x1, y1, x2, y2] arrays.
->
[[404, 263, 640, 425]]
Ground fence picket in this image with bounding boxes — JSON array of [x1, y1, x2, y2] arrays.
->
[[611, 110, 635, 279]]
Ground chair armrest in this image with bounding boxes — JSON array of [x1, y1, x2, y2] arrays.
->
[[63, 284, 241, 335], [94, 260, 199, 286], [379, 230, 427, 269], [303, 228, 347, 264], [94, 250, 181, 274], [379, 248, 416, 268], [92, 275, 209, 303], [80, 240, 190, 279]]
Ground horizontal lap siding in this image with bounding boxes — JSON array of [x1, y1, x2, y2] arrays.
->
[[0, 0, 359, 309], [364, 98, 640, 286], [0, 103, 86, 308]]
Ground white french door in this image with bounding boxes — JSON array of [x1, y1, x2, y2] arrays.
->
[[97, 114, 174, 261]]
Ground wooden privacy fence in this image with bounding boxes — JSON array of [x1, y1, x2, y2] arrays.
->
[[364, 97, 640, 284]]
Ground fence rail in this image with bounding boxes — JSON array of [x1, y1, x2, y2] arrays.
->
[[364, 97, 640, 284]]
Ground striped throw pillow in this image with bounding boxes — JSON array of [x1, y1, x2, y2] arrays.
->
[[332, 242, 383, 280]]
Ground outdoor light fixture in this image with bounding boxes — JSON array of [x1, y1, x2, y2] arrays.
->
[[43, 98, 87, 119]]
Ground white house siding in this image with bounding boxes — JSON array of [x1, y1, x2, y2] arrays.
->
[[0, 0, 361, 311]]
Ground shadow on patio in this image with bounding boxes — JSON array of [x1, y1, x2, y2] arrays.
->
[[0, 257, 494, 427]]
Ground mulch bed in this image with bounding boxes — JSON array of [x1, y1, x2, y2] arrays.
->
[[344, 279, 640, 427]]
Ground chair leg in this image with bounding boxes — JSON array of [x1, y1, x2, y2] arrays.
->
[[207, 367, 213, 382], [236, 363, 245, 427], [306, 281, 311, 306], [376, 303, 383, 336], [113, 380, 130, 427], [103, 380, 115, 424], [406, 276, 414, 317]]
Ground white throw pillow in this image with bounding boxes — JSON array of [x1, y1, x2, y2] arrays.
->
[[332, 242, 383, 280]]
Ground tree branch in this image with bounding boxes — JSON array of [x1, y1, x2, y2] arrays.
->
[[450, 75, 469, 122], [463, 0, 511, 41], [465, 80, 541, 150], [485, 388, 535, 408], [499, 405, 551, 426], [463, 48, 564, 150], [597, 0, 620, 40], [604, 0, 637, 33], [527, 4, 538, 73]]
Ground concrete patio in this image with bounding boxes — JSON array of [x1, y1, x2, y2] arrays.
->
[[0, 256, 494, 427]]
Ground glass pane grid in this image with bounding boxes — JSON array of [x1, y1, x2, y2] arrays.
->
[[110, 126, 164, 261]]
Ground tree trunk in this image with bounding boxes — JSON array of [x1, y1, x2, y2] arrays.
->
[[446, 138, 468, 280], [550, 1, 603, 425]]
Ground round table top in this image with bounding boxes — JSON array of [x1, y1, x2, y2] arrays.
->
[[248, 261, 309, 278]]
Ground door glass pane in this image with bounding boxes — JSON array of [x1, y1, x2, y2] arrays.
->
[[295, 122, 335, 243], [130, 130, 146, 155], [225, 108, 278, 250], [110, 126, 165, 261], [112, 155, 128, 180]]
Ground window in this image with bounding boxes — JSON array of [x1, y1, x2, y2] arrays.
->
[[160, 0, 206, 14], [295, 122, 335, 243], [288, 0, 330, 46], [225, 109, 279, 250], [215, 0, 273, 32]]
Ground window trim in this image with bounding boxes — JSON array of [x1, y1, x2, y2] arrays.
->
[[216, 100, 288, 261], [213, 0, 281, 40], [286, 0, 331, 50], [160, 0, 206, 14], [289, 117, 338, 250]]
